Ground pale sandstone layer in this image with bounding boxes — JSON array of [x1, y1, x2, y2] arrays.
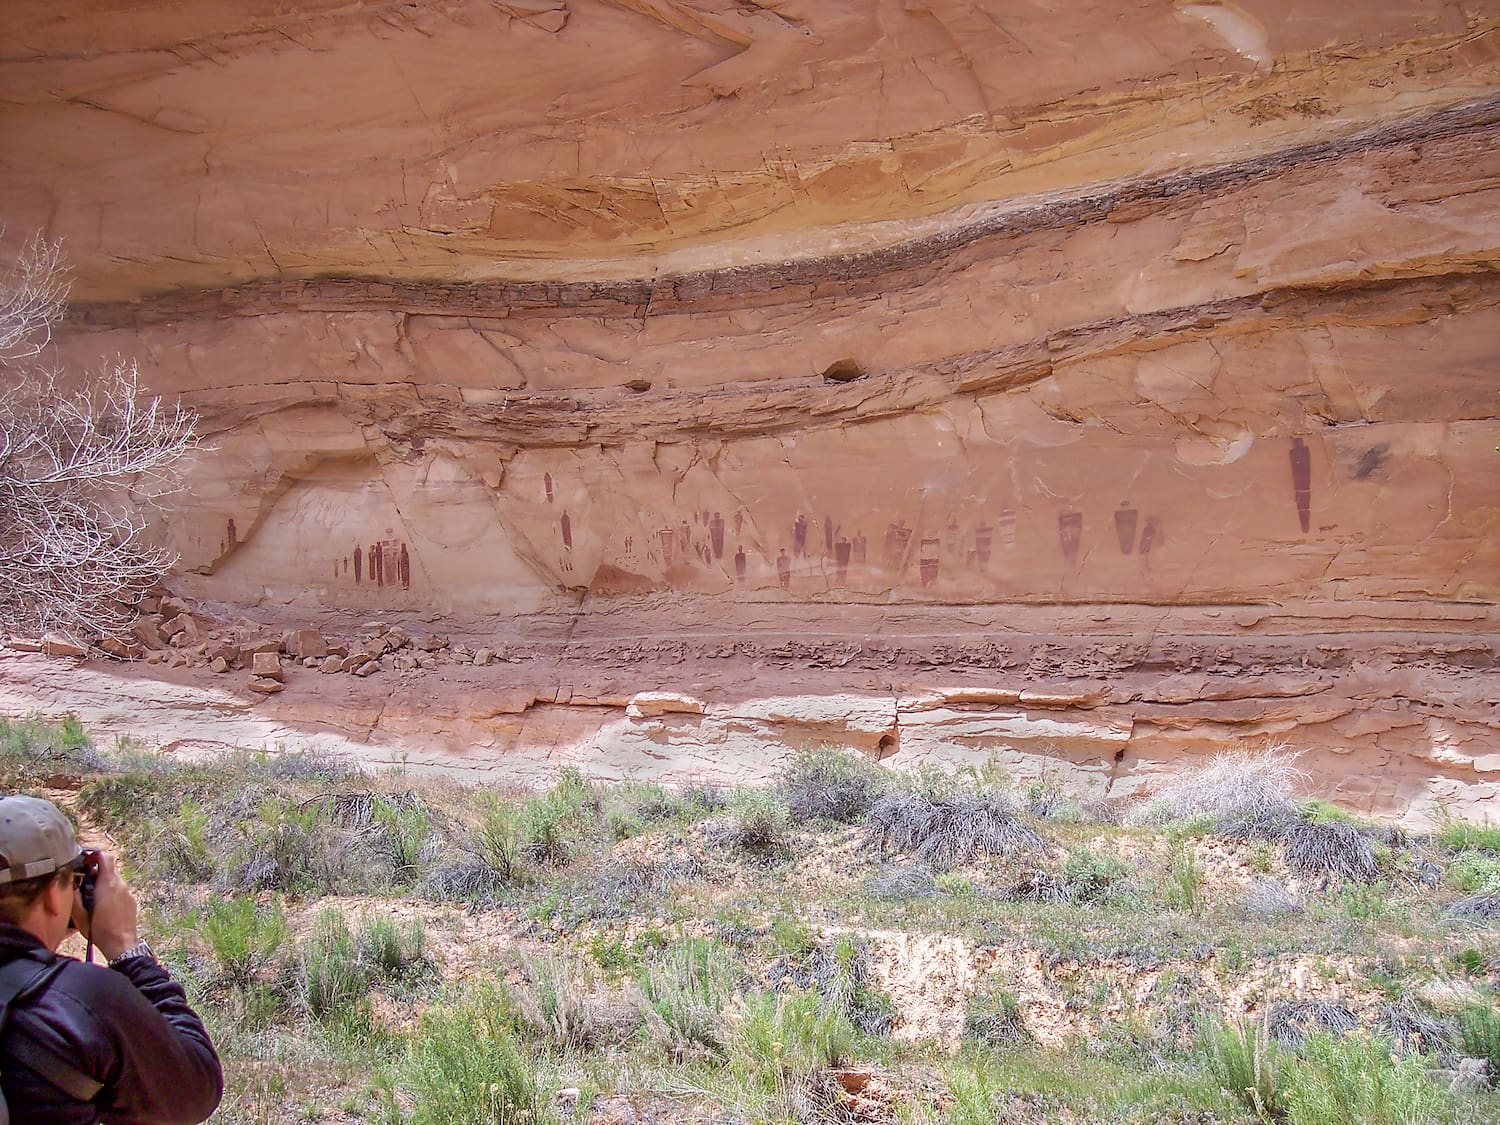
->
[[0, 2, 1496, 819]]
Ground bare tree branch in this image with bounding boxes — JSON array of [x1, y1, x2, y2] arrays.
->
[[0, 227, 197, 639]]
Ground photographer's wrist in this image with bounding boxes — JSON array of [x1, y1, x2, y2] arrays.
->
[[97, 929, 141, 962]]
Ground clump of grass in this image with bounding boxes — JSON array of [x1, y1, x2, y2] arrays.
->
[[0, 713, 113, 776], [1446, 852, 1500, 893], [778, 746, 890, 825], [1457, 1004, 1500, 1082], [1281, 1030, 1449, 1125], [1201, 1017, 1286, 1121], [1061, 848, 1130, 904], [511, 957, 640, 1052], [1130, 747, 1302, 835], [866, 789, 1044, 869], [638, 937, 738, 1062], [1281, 819, 1378, 883], [202, 895, 288, 987], [1439, 815, 1500, 855], [719, 790, 790, 858], [1444, 891, 1500, 926], [965, 987, 1030, 1048], [1162, 840, 1205, 913], [378, 979, 556, 1125]]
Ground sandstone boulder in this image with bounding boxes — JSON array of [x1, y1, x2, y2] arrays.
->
[[41, 634, 89, 659], [247, 676, 284, 694], [251, 651, 283, 681]]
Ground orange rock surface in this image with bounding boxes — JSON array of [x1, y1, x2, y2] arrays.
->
[[0, 1, 1496, 820]]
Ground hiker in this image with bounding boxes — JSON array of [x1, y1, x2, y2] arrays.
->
[[0, 794, 222, 1123]]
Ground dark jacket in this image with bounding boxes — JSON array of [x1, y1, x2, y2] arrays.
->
[[0, 924, 222, 1124]]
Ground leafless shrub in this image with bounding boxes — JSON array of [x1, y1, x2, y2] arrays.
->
[[1380, 998, 1456, 1061], [867, 862, 939, 901], [1444, 891, 1500, 925], [1128, 747, 1304, 834], [1240, 877, 1302, 920], [1266, 1000, 1358, 1049], [866, 790, 1045, 868], [1281, 819, 1378, 883], [1, 230, 198, 637]]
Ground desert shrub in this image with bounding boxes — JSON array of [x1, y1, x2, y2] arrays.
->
[[1130, 747, 1302, 834], [1446, 852, 1500, 893], [202, 895, 288, 987], [512, 957, 640, 1052], [1201, 1017, 1286, 1121], [1241, 877, 1302, 920], [1444, 891, 1500, 926], [638, 937, 737, 1062], [547, 856, 697, 923], [601, 781, 689, 840], [379, 980, 556, 1125], [1457, 1004, 1500, 1082], [867, 862, 939, 901], [720, 790, 790, 857], [422, 854, 511, 908], [1439, 816, 1500, 855], [1267, 1000, 1358, 1049], [474, 800, 527, 885], [680, 781, 728, 813], [295, 910, 371, 1032], [965, 987, 1030, 1048], [737, 988, 857, 1070], [1281, 819, 1378, 883], [1380, 998, 1456, 1060], [358, 914, 429, 988], [764, 932, 895, 1037], [220, 796, 360, 895], [1282, 1030, 1448, 1125], [0, 712, 114, 776], [154, 794, 215, 882], [520, 769, 601, 867], [778, 746, 889, 825], [866, 790, 1044, 869], [1060, 848, 1129, 903], [1162, 841, 1205, 913]]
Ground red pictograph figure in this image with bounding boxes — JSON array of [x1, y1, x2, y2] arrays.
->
[[1114, 502, 1139, 554], [354, 545, 363, 583], [919, 536, 940, 587], [883, 521, 911, 572], [1057, 512, 1083, 565], [561, 511, 572, 550], [399, 543, 411, 590], [852, 532, 867, 565], [974, 523, 993, 568], [1289, 437, 1312, 533], [734, 546, 747, 581], [998, 507, 1017, 551], [776, 549, 791, 588], [835, 537, 852, 584], [710, 512, 725, 559], [343, 557, 349, 576], [679, 522, 691, 551], [544, 472, 554, 503], [792, 513, 808, 557], [945, 518, 960, 557], [226, 518, 237, 546], [373, 542, 384, 587], [657, 527, 675, 568], [824, 516, 834, 555], [1139, 518, 1161, 555], [333, 561, 339, 581], [734, 511, 744, 536]]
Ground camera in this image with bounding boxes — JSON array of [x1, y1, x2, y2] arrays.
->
[[80, 847, 101, 916]]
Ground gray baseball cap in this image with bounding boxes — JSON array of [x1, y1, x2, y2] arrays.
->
[[0, 796, 83, 885]]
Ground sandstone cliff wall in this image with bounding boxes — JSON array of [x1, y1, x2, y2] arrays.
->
[[1, 1, 1496, 820]]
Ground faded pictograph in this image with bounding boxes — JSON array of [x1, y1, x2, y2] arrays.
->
[[1114, 502, 1139, 554], [1289, 437, 1312, 533], [1058, 511, 1083, 565]]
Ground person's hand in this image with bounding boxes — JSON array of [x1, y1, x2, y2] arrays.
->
[[70, 851, 139, 962]]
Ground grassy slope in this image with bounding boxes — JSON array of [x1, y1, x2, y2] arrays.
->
[[3, 716, 1498, 1125]]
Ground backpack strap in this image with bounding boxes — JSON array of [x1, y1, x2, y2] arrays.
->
[[0, 955, 105, 1103]]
